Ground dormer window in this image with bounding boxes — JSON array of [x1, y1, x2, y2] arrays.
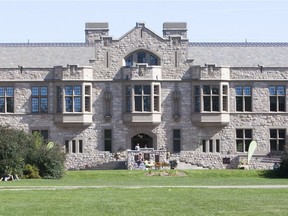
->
[[125, 50, 160, 67]]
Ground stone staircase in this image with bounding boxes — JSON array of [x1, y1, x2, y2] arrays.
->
[[176, 161, 208, 170], [260, 156, 281, 163], [85, 160, 127, 170]]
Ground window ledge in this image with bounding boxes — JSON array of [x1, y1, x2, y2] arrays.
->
[[124, 112, 161, 124], [54, 113, 93, 126], [192, 112, 230, 126]]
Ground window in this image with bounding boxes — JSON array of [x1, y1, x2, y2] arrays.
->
[[65, 139, 83, 153], [0, 87, 14, 113], [125, 50, 160, 66], [203, 85, 219, 111], [31, 86, 48, 113], [104, 129, 112, 152], [84, 85, 91, 112], [236, 86, 252, 112], [270, 129, 286, 151], [236, 129, 252, 152], [209, 140, 213, 153], [32, 130, 49, 143], [65, 86, 81, 112], [194, 84, 229, 112], [194, 86, 200, 112], [56, 84, 91, 113], [56, 86, 63, 113], [202, 140, 206, 152], [125, 84, 160, 113], [216, 139, 220, 153], [173, 129, 181, 153], [135, 85, 150, 111], [269, 86, 285, 111], [137, 52, 146, 63], [154, 85, 160, 112], [202, 139, 220, 153], [222, 85, 228, 111]]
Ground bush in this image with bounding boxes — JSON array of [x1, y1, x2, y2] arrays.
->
[[277, 152, 288, 178], [23, 164, 41, 179], [0, 126, 66, 179], [0, 126, 32, 176], [29, 146, 66, 179]]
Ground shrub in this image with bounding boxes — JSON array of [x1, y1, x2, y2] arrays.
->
[[277, 152, 288, 178], [23, 164, 41, 179], [0, 126, 66, 179], [0, 126, 32, 176], [34, 146, 66, 179]]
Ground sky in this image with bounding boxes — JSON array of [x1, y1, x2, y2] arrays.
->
[[0, 0, 288, 43]]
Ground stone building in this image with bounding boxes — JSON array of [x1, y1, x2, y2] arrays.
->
[[1, 22, 288, 169]]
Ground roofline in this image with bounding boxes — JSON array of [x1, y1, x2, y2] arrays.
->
[[189, 42, 288, 47], [0, 43, 94, 47]]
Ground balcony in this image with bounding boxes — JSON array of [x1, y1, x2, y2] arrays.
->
[[124, 112, 161, 125], [192, 113, 230, 126], [54, 113, 93, 126], [122, 64, 162, 81]]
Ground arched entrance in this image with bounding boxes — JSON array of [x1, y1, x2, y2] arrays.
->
[[131, 133, 153, 150]]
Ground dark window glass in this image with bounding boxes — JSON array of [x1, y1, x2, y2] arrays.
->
[[216, 140, 220, 153], [202, 140, 206, 152], [104, 129, 112, 152], [270, 97, 277, 111], [137, 52, 146, 63], [204, 96, 210, 111], [236, 97, 243, 111], [245, 97, 252, 111], [203, 86, 210, 94], [79, 140, 83, 153], [236, 129, 252, 152], [173, 129, 181, 153], [212, 96, 219, 111]]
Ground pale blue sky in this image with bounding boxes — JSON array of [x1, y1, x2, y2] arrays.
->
[[0, 0, 287, 43]]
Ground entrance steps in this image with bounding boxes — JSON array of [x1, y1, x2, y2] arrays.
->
[[176, 161, 208, 170]]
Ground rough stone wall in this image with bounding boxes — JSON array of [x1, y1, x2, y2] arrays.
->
[[1, 24, 288, 170]]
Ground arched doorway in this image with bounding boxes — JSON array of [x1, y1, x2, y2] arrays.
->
[[131, 133, 153, 150]]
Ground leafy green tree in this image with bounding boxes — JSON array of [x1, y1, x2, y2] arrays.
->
[[0, 126, 66, 179]]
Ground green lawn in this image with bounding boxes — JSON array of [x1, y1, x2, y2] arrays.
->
[[1, 170, 288, 216]]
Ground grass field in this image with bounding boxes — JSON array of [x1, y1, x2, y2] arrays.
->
[[1, 170, 288, 216]]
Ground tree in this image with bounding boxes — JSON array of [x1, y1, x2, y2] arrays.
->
[[0, 126, 66, 179]]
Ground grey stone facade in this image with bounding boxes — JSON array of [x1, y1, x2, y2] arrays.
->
[[1, 22, 288, 170]]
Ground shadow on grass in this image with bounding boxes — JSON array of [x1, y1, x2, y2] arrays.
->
[[258, 169, 288, 179]]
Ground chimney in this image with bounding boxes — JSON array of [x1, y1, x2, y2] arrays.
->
[[163, 22, 187, 39], [85, 22, 109, 43]]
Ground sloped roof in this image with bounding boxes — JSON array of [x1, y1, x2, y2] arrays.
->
[[0, 43, 95, 68], [189, 42, 288, 67]]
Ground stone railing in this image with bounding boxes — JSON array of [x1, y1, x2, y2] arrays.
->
[[122, 64, 162, 81], [53, 65, 93, 80], [191, 66, 230, 80]]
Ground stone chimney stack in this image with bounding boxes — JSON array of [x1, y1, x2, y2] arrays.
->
[[85, 22, 109, 43], [163, 22, 187, 39]]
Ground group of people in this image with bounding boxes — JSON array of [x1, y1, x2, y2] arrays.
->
[[0, 174, 19, 181]]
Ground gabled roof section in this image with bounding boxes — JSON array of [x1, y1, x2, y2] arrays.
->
[[117, 22, 166, 41]]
